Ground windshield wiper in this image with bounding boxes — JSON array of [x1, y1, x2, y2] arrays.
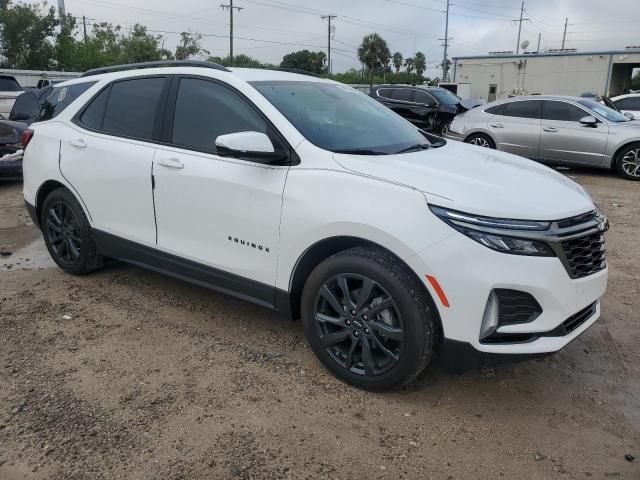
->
[[333, 148, 387, 155], [395, 143, 431, 154]]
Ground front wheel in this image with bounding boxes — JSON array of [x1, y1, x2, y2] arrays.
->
[[465, 133, 495, 149], [615, 143, 640, 180], [301, 247, 438, 390]]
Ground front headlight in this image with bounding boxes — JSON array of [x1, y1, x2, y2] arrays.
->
[[429, 205, 555, 257]]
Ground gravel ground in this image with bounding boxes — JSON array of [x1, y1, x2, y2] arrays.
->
[[0, 170, 639, 480]]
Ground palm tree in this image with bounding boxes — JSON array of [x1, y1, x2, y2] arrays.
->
[[358, 33, 390, 88], [414, 51, 426, 77], [404, 57, 414, 74], [392, 51, 403, 74]]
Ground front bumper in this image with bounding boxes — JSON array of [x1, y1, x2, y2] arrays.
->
[[443, 131, 464, 142], [405, 231, 607, 355]]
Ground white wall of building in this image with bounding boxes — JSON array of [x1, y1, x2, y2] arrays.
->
[[452, 51, 640, 101]]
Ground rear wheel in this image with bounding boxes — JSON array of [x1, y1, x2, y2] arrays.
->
[[41, 188, 104, 275], [301, 246, 438, 390], [465, 133, 495, 149], [615, 142, 640, 180]]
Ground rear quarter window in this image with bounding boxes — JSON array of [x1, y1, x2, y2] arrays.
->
[[38, 82, 97, 121], [0, 77, 22, 92]]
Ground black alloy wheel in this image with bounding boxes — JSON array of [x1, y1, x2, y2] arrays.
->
[[302, 246, 438, 390], [313, 273, 404, 376], [44, 199, 83, 267], [41, 188, 104, 275]]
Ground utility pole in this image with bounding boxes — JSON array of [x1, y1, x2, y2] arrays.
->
[[536, 32, 541, 53], [221, 0, 243, 66], [561, 17, 568, 49], [82, 15, 88, 43], [439, 0, 451, 82], [321, 14, 337, 75], [514, 2, 530, 54]]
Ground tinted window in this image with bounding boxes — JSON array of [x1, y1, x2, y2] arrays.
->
[[253, 81, 431, 155], [0, 77, 22, 92], [485, 104, 505, 115], [377, 88, 394, 100], [79, 88, 110, 130], [39, 82, 96, 121], [616, 97, 640, 110], [172, 78, 267, 153], [414, 90, 435, 105], [542, 101, 587, 122], [501, 100, 541, 119], [102, 78, 165, 140], [428, 88, 459, 105], [392, 89, 414, 102], [9, 93, 39, 121]]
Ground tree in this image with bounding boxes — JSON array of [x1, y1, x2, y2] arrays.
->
[[392, 52, 403, 74], [175, 32, 208, 60], [208, 54, 273, 68], [0, 0, 58, 69], [404, 57, 414, 74], [632, 72, 640, 91], [414, 51, 426, 76], [357, 33, 389, 87], [280, 50, 326, 74], [119, 24, 163, 63]]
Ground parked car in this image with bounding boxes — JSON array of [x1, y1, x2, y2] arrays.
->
[[0, 75, 24, 118], [610, 94, 640, 119], [445, 95, 640, 180], [0, 86, 53, 180], [370, 84, 483, 134], [23, 61, 608, 390]]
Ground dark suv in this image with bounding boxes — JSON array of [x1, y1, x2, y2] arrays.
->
[[369, 85, 483, 134]]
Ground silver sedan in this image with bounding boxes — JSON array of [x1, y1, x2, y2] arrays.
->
[[445, 95, 640, 180]]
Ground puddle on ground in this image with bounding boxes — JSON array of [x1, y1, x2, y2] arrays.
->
[[0, 238, 56, 271]]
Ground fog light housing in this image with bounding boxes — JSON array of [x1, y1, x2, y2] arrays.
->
[[480, 290, 499, 340]]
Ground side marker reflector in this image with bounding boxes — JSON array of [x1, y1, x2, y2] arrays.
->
[[426, 275, 450, 308]]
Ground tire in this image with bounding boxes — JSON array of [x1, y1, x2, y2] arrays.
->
[[615, 142, 640, 180], [465, 133, 495, 149], [301, 246, 439, 390], [41, 188, 104, 275]]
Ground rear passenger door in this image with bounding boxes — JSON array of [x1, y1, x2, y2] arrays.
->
[[487, 100, 542, 158], [539, 100, 608, 166], [62, 76, 168, 246], [152, 76, 290, 293]]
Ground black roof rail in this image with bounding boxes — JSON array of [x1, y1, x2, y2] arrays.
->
[[268, 68, 321, 78], [80, 60, 231, 78]]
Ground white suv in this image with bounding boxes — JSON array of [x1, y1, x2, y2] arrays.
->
[[22, 61, 609, 390]]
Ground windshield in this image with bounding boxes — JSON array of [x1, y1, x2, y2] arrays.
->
[[0, 77, 22, 92], [577, 99, 630, 122], [252, 81, 430, 154], [428, 88, 459, 105]]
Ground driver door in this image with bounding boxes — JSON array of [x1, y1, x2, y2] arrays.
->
[[152, 77, 289, 293]]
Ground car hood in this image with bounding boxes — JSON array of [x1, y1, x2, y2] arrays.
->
[[332, 141, 595, 220]]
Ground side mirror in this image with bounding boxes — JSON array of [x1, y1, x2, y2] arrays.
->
[[624, 112, 635, 120], [579, 115, 598, 127], [215, 131, 288, 164]]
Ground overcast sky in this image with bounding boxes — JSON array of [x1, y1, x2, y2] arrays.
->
[[50, 0, 639, 77]]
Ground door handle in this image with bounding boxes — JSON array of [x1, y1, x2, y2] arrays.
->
[[69, 138, 87, 149], [543, 127, 558, 133], [157, 157, 184, 169], [490, 123, 504, 128]]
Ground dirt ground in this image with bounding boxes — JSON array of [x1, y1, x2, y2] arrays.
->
[[0, 170, 638, 480]]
